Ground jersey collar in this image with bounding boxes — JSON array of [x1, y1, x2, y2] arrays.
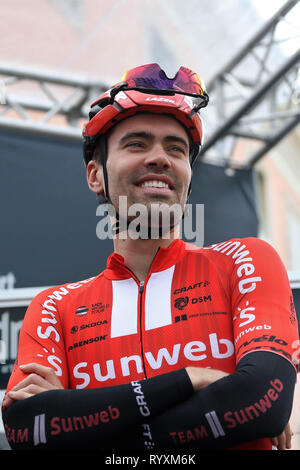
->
[[104, 238, 187, 280]]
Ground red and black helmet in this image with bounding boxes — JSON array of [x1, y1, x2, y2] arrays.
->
[[82, 63, 209, 168]]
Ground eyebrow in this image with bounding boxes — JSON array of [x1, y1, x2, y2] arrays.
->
[[118, 131, 189, 151]]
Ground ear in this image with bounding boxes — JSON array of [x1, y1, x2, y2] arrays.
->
[[86, 160, 105, 197]]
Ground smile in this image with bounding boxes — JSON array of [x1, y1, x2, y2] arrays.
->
[[139, 180, 171, 189]]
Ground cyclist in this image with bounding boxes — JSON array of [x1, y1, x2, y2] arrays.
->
[[1, 64, 299, 451]]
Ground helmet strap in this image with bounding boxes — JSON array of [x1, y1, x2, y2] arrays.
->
[[100, 135, 110, 204]]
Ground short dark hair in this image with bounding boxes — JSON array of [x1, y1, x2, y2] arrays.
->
[[93, 141, 102, 164]]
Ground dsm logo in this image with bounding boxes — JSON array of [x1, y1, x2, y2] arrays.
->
[[174, 297, 189, 310]]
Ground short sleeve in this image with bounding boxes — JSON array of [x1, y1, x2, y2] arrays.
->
[[230, 238, 299, 372], [5, 287, 69, 393]]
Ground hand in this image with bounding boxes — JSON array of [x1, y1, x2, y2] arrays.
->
[[270, 423, 293, 450], [186, 366, 229, 391], [2, 363, 63, 410]]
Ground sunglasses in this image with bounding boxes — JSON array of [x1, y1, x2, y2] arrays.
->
[[109, 63, 209, 110]]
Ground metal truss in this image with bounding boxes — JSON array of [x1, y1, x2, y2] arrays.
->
[[201, 0, 300, 169], [0, 0, 299, 166], [0, 65, 107, 139]]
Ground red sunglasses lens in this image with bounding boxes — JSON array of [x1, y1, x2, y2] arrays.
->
[[122, 64, 205, 96], [174, 67, 205, 95]]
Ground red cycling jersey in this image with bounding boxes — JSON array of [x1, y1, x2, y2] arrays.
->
[[6, 237, 299, 450]]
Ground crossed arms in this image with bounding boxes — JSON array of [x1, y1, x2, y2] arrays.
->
[[2, 351, 296, 450]]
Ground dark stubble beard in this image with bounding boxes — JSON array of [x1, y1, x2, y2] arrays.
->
[[108, 173, 189, 239]]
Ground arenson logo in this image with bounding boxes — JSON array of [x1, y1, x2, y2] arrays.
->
[[68, 335, 107, 352]]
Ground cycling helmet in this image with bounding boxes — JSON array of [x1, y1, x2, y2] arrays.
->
[[82, 63, 209, 203]]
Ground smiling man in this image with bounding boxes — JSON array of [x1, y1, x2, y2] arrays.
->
[[1, 64, 299, 451], [104, 114, 191, 205], [88, 112, 192, 279]]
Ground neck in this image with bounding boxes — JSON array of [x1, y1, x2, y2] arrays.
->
[[113, 226, 180, 281]]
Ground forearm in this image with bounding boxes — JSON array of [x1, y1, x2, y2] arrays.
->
[[2, 368, 193, 450], [120, 352, 296, 450]]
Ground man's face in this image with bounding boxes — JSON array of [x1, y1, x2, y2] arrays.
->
[[107, 113, 191, 208], [88, 113, 192, 232]]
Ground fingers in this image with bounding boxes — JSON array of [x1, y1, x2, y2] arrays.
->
[[277, 431, 288, 451], [7, 384, 46, 401], [2, 363, 63, 410], [10, 372, 56, 393], [283, 423, 293, 450], [18, 363, 62, 388], [271, 424, 294, 450], [2, 384, 46, 410], [274, 432, 285, 450], [1, 394, 15, 410], [271, 436, 278, 448]]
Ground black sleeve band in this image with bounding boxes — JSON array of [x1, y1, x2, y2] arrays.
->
[[120, 352, 297, 450], [2, 368, 193, 449]]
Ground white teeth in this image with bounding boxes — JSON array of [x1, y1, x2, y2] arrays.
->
[[140, 180, 170, 189]]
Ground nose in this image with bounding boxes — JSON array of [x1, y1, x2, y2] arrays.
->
[[143, 144, 171, 170]]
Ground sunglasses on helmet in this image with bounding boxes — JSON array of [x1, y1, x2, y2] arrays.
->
[[107, 63, 209, 111]]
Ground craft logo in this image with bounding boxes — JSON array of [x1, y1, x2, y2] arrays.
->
[[173, 280, 210, 295]]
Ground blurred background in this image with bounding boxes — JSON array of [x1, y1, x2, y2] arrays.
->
[[0, 0, 299, 450]]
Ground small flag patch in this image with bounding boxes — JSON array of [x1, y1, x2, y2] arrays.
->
[[75, 306, 89, 316]]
